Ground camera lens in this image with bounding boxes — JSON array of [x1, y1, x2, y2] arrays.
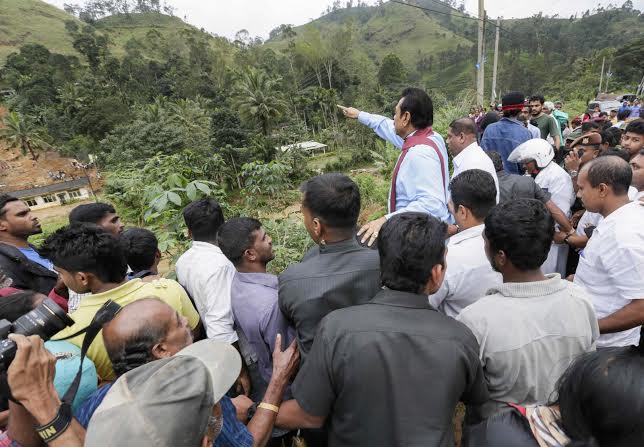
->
[[12, 298, 75, 340]]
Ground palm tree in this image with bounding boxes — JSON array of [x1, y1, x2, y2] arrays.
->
[[234, 68, 286, 136], [0, 112, 51, 161]]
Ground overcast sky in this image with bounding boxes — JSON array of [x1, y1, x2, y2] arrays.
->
[[43, 0, 644, 39]]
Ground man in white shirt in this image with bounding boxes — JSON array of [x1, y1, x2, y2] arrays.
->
[[446, 118, 499, 203], [508, 139, 575, 275], [175, 198, 237, 344], [574, 156, 644, 348], [631, 149, 644, 201], [429, 170, 502, 317]]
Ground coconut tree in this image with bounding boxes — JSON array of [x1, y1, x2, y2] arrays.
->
[[0, 111, 51, 161], [234, 68, 286, 136]]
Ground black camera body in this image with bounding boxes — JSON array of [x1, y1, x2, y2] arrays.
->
[[0, 298, 75, 371]]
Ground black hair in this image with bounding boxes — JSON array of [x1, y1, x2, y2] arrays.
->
[[617, 109, 630, 121], [217, 217, 262, 267], [449, 118, 477, 136], [625, 118, 644, 136], [450, 170, 497, 220], [399, 87, 433, 128], [69, 203, 116, 225], [0, 195, 18, 219], [104, 299, 170, 378], [482, 110, 503, 126], [584, 157, 632, 196], [484, 199, 554, 271], [528, 94, 545, 104], [378, 212, 447, 294], [581, 121, 600, 133], [120, 228, 158, 273], [487, 151, 504, 172], [0, 291, 42, 322], [599, 148, 630, 163], [182, 198, 225, 242], [40, 223, 127, 283], [554, 347, 644, 447], [600, 127, 622, 147], [300, 173, 360, 229]]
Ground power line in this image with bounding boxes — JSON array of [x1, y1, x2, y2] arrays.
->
[[389, 0, 516, 36]]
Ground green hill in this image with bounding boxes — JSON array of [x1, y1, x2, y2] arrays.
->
[[0, 0, 82, 63], [268, 1, 643, 98], [0, 0, 233, 65]]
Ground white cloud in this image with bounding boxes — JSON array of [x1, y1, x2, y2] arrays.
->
[[43, 0, 644, 39]]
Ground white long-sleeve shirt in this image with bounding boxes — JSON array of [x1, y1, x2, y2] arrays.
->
[[175, 241, 238, 343]]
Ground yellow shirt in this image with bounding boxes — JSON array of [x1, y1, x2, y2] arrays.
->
[[54, 278, 200, 380]]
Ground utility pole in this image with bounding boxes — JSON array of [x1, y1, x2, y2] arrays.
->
[[476, 0, 485, 106], [490, 17, 500, 105], [598, 56, 605, 94], [605, 64, 612, 93]]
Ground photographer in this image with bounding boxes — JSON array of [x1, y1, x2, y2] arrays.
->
[[5, 334, 85, 447]]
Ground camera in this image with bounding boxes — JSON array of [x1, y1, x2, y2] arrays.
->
[[0, 298, 74, 371]]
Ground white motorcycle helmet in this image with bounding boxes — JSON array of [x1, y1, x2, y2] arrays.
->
[[507, 138, 555, 168]]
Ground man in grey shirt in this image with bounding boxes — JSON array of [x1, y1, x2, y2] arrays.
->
[[279, 174, 380, 363], [457, 199, 598, 420], [218, 217, 295, 400], [487, 151, 573, 233], [277, 213, 489, 447]]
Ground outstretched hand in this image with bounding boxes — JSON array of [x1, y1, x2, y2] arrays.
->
[[337, 105, 360, 119]]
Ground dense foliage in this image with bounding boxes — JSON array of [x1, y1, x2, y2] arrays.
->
[[0, 0, 641, 273]]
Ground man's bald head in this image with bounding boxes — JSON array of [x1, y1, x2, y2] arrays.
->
[[104, 298, 193, 377], [447, 118, 478, 156]]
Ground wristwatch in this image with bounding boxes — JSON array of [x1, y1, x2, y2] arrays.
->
[[569, 170, 578, 178], [36, 402, 72, 443]]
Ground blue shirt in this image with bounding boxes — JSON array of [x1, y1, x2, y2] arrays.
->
[[358, 111, 450, 222], [18, 247, 54, 271], [480, 117, 533, 175], [74, 383, 253, 447], [231, 272, 295, 388]]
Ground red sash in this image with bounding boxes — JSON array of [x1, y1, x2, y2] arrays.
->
[[389, 127, 447, 213]]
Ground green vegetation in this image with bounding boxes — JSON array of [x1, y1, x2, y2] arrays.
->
[[0, 0, 642, 273]]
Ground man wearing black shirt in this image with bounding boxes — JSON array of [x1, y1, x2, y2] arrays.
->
[[277, 212, 489, 447]]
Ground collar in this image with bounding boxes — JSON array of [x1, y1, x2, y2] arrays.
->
[[598, 199, 634, 227], [235, 272, 278, 289], [318, 237, 362, 255], [486, 273, 566, 298], [191, 240, 224, 255], [496, 170, 509, 178], [85, 279, 145, 304], [370, 289, 434, 310], [403, 129, 418, 140], [500, 117, 523, 125], [452, 142, 480, 167], [637, 190, 644, 201], [449, 224, 484, 245]]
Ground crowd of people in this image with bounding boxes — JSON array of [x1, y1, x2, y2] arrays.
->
[[0, 86, 641, 447]]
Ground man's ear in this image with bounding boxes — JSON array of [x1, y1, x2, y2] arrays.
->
[[425, 262, 446, 295], [0, 219, 9, 232], [313, 218, 323, 240], [151, 341, 171, 359], [244, 248, 257, 263], [76, 272, 91, 287]]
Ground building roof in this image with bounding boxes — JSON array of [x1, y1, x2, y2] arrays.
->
[[279, 141, 328, 152], [8, 177, 89, 198]]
